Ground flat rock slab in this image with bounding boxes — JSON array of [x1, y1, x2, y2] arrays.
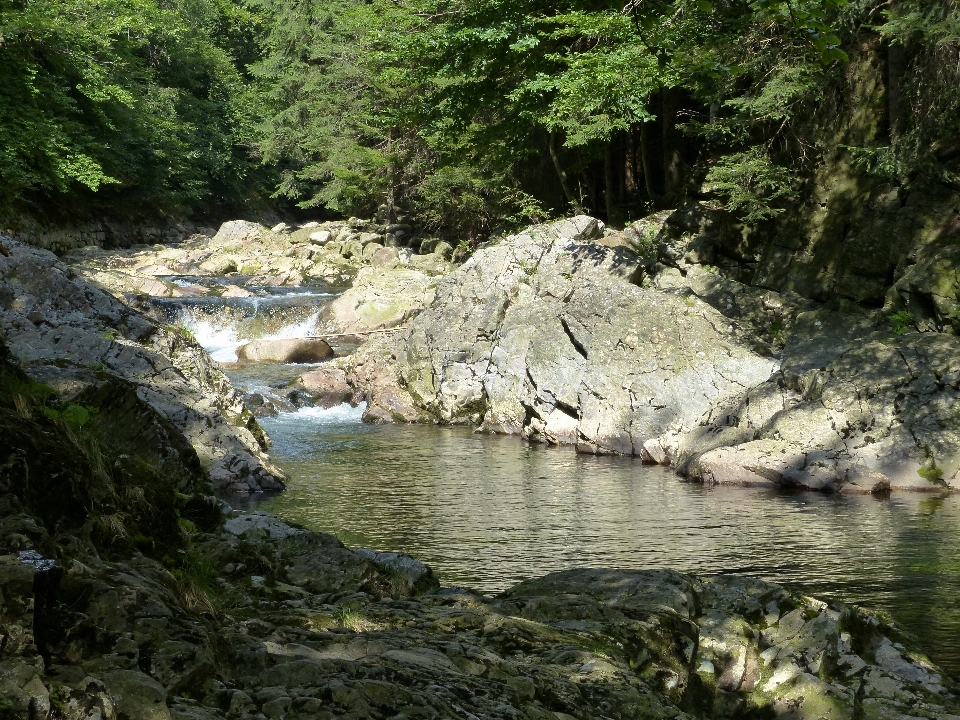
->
[[672, 309, 960, 491]]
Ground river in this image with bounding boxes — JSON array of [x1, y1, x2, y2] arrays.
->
[[161, 281, 960, 678]]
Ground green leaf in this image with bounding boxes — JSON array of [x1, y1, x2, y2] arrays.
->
[[60, 404, 92, 427]]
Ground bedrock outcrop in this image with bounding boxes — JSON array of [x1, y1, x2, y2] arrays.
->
[[663, 308, 960, 492], [310, 215, 960, 492], [314, 266, 437, 336], [0, 237, 284, 492], [306, 216, 775, 446]]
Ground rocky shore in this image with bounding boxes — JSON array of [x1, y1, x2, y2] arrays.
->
[[290, 215, 960, 493], [2, 213, 960, 719], [1, 421, 958, 719], [0, 237, 283, 492], [45, 207, 960, 493], [64, 219, 454, 302]]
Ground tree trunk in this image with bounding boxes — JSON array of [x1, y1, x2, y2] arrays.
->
[[662, 86, 684, 197], [549, 133, 577, 208], [604, 141, 616, 222], [617, 138, 627, 206], [887, 42, 906, 145], [386, 130, 396, 223], [639, 121, 657, 200], [626, 127, 640, 196]]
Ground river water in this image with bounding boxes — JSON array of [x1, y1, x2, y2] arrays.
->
[[167, 282, 960, 678]]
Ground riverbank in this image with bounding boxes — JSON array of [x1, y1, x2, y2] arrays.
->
[[40, 211, 960, 494], [2, 221, 960, 718], [2, 427, 958, 720], [292, 215, 960, 494]]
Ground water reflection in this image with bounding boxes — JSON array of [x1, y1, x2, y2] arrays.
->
[[256, 415, 960, 677]]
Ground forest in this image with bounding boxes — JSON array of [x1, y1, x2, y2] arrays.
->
[[1, 0, 958, 237]]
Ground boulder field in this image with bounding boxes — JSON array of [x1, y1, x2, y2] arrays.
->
[[63, 218, 454, 301], [301, 216, 960, 493]]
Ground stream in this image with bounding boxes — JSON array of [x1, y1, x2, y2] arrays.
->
[[159, 281, 960, 679]]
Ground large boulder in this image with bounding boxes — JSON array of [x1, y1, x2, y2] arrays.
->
[[0, 238, 284, 492], [317, 266, 436, 335], [236, 338, 333, 364], [669, 309, 960, 491], [211, 219, 266, 246], [389, 217, 776, 454], [293, 335, 422, 422]]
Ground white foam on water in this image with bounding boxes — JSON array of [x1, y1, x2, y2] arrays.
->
[[180, 308, 321, 363], [273, 402, 367, 425]]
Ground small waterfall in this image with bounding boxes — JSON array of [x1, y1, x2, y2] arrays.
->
[[269, 402, 367, 426], [181, 309, 322, 363], [149, 282, 357, 420], [151, 287, 336, 363]]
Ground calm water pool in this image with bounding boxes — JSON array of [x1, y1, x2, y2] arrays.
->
[[252, 406, 960, 678]]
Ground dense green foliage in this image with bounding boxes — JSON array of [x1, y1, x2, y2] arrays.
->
[[1, 0, 958, 233], [0, 0, 266, 219]]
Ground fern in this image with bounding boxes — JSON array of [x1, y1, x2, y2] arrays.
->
[[705, 148, 799, 223]]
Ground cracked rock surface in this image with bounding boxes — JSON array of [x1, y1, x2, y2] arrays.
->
[[338, 216, 775, 455], [665, 306, 960, 492], [1, 231, 958, 719], [319, 214, 960, 492], [0, 237, 284, 491]]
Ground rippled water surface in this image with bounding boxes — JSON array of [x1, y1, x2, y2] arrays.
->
[[253, 408, 960, 677], [170, 284, 960, 677]]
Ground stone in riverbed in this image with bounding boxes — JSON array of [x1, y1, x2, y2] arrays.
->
[[235, 338, 333, 364], [212, 219, 265, 245], [371, 246, 400, 268], [224, 512, 306, 539], [297, 366, 358, 408], [221, 284, 254, 298]]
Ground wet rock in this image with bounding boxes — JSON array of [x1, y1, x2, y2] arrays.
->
[[236, 338, 333, 364], [296, 366, 357, 408], [221, 285, 254, 298], [224, 512, 306, 540]]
